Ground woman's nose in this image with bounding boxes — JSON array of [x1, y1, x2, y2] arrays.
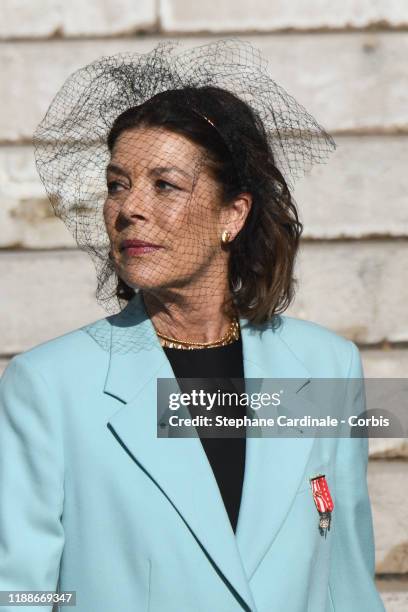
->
[[118, 182, 153, 222]]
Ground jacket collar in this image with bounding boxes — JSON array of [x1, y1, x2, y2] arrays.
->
[[104, 292, 315, 611]]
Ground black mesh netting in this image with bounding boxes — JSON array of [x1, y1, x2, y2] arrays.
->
[[33, 39, 336, 353]]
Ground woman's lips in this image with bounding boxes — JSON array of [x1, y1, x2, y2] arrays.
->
[[120, 239, 163, 254], [122, 245, 163, 255]]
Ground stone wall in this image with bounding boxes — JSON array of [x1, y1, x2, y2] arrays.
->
[[1, 2, 407, 609]]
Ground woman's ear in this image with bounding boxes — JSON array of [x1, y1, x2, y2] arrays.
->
[[222, 192, 253, 239]]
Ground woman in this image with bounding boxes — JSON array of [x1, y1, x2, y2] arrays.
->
[[0, 40, 385, 612]]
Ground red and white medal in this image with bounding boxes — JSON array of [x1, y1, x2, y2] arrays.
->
[[309, 474, 334, 537]]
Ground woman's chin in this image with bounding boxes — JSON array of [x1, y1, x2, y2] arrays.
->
[[122, 275, 171, 291]]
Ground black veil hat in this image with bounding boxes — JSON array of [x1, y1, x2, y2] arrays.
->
[[33, 39, 336, 352]]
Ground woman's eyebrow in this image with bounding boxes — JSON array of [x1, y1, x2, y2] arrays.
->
[[149, 166, 193, 180], [106, 163, 193, 181], [106, 163, 130, 178]]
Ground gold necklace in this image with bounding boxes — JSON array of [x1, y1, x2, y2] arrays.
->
[[156, 316, 240, 350]]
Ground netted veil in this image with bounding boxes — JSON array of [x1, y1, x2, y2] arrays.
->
[[33, 39, 336, 353]]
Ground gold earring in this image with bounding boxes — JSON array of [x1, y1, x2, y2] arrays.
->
[[221, 230, 231, 244]]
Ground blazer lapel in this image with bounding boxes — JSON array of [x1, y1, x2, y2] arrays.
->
[[104, 292, 315, 607], [235, 323, 315, 580], [104, 294, 256, 611]]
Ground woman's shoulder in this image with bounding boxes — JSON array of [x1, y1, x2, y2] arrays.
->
[[277, 313, 352, 346], [271, 313, 359, 376], [4, 315, 112, 379]]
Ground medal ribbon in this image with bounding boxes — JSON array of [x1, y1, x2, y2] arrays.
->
[[310, 475, 334, 513]]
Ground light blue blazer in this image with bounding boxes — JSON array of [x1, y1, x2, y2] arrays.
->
[[0, 292, 385, 612]]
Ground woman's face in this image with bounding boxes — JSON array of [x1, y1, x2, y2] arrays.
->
[[104, 125, 238, 295]]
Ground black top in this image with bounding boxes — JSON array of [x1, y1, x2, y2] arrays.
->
[[163, 336, 246, 533]]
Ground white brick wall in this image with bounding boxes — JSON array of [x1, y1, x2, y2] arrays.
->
[[0, 1, 407, 602], [0, 0, 156, 39], [1, 33, 408, 141], [159, 0, 408, 32]]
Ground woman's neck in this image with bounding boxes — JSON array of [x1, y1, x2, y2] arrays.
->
[[141, 289, 237, 344]]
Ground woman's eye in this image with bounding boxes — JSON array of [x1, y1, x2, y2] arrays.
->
[[155, 179, 180, 191], [107, 180, 126, 194]]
